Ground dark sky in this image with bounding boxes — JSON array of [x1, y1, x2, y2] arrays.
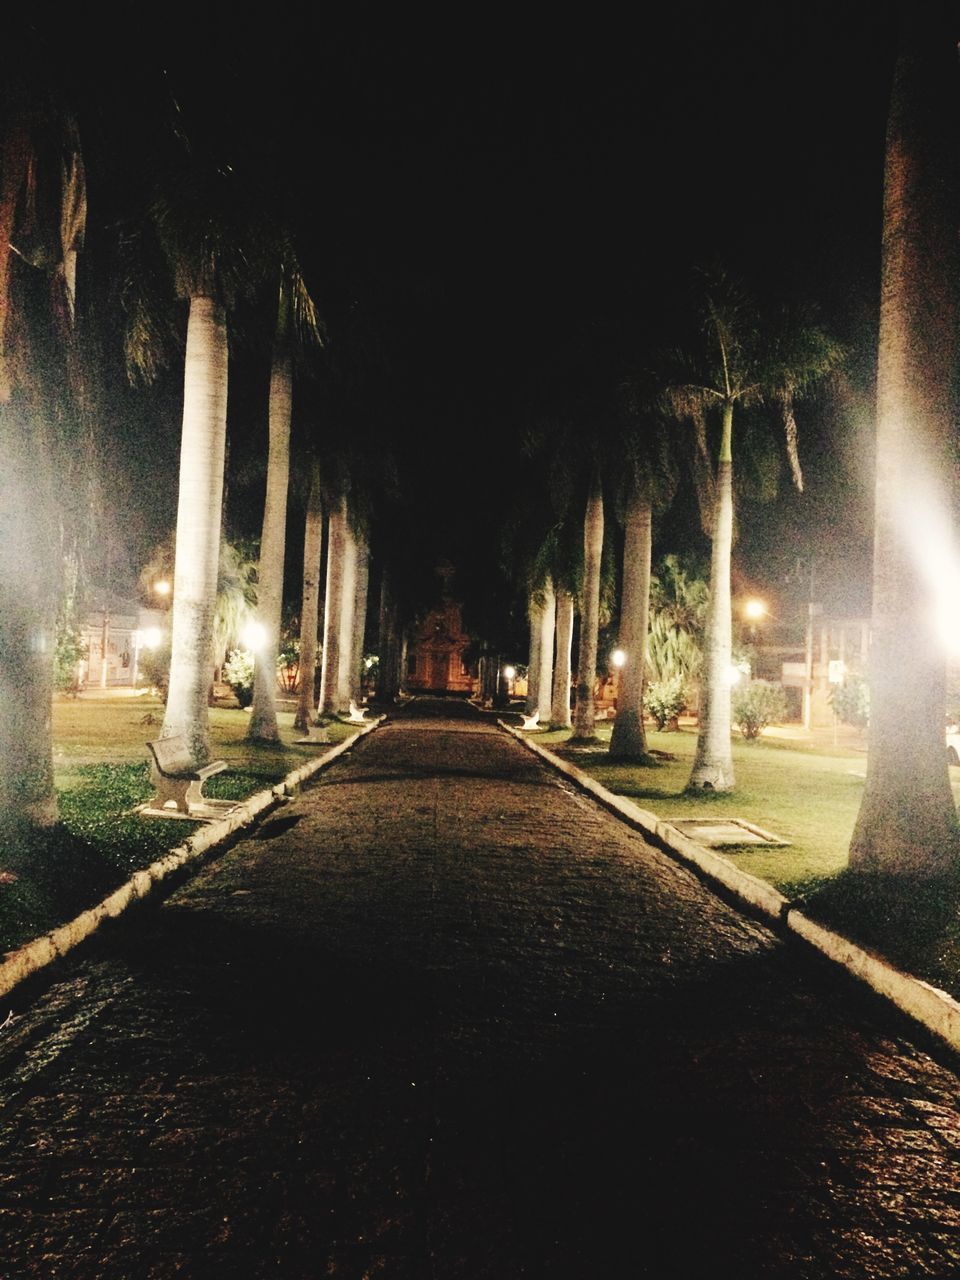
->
[[46, 3, 913, 625]]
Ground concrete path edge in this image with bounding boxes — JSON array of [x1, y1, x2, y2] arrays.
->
[[0, 718, 385, 1004], [499, 720, 960, 1058]]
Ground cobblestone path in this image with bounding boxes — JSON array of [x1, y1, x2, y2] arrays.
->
[[3, 701, 960, 1277]]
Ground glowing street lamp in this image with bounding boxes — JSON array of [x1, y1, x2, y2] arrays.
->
[[743, 598, 767, 621], [242, 620, 267, 652], [611, 648, 626, 668]]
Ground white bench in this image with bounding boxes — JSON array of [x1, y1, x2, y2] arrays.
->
[[141, 735, 238, 821]]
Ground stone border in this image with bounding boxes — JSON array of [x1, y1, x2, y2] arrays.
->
[[499, 720, 960, 1058], [0, 718, 385, 1003]]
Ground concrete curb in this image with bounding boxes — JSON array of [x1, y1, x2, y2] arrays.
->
[[0, 717, 385, 1003], [498, 720, 960, 1058]]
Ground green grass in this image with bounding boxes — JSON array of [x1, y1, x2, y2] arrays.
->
[[0, 694, 360, 956], [537, 721, 960, 1003]]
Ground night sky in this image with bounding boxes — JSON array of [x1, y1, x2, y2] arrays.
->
[[31, 3, 910, 631]]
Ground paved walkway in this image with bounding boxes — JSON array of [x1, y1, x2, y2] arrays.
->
[[3, 700, 960, 1277]]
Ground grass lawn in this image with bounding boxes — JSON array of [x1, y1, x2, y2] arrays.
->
[[534, 720, 960, 1005], [0, 693, 360, 958]]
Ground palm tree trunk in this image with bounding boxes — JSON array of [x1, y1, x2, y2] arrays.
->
[[377, 566, 401, 702], [336, 512, 358, 712], [550, 588, 574, 730], [0, 403, 59, 827], [525, 589, 543, 714], [571, 474, 604, 742], [248, 287, 292, 741], [318, 495, 346, 717], [609, 486, 652, 761], [537, 575, 556, 723], [294, 458, 323, 731], [850, 12, 960, 875], [349, 529, 370, 704], [162, 294, 228, 765], [688, 402, 735, 791]]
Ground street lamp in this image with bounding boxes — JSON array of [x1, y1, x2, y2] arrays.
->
[[611, 648, 626, 668]]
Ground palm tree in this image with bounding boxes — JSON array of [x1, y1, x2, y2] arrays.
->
[[294, 456, 324, 732], [571, 468, 605, 743], [318, 492, 347, 718], [0, 86, 87, 829], [607, 482, 653, 760], [608, 395, 677, 762], [126, 150, 269, 766], [849, 9, 960, 876], [662, 268, 844, 791], [247, 264, 324, 742]]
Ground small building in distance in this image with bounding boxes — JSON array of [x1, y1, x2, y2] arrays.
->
[[405, 596, 476, 695]]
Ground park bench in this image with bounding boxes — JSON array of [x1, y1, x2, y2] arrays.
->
[[140, 734, 239, 821]]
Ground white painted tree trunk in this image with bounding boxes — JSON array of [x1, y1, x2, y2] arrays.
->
[[349, 530, 370, 705], [537, 575, 556, 724], [336, 513, 358, 713], [0, 403, 59, 826], [248, 288, 292, 741], [572, 478, 604, 742], [609, 489, 652, 761], [295, 460, 323, 732], [318, 496, 346, 717], [850, 13, 960, 874], [688, 409, 735, 791], [550, 588, 574, 730], [525, 590, 543, 715], [162, 295, 229, 766]]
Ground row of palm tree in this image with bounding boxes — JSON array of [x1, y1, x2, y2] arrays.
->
[[1, 11, 956, 894]]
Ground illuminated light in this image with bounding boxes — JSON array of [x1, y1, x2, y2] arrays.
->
[[154, 580, 171, 597], [241, 621, 267, 652], [139, 627, 163, 650], [503, 665, 516, 680], [728, 662, 750, 687], [744, 598, 766, 621], [611, 648, 626, 668]]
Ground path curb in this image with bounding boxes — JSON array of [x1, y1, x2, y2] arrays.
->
[[0, 717, 385, 1003], [499, 720, 960, 1058]]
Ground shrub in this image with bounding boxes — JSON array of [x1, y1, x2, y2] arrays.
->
[[732, 679, 788, 740], [644, 674, 687, 730], [54, 621, 87, 693], [830, 674, 869, 729], [223, 648, 255, 707], [136, 640, 171, 701]]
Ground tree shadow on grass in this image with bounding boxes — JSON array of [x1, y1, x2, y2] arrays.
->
[[802, 866, 960, 995]]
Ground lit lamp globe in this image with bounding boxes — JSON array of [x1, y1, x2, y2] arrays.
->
[[611, 649, 626, 668], [744, 598, 766, 622]]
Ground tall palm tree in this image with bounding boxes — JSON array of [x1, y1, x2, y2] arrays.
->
[[318, 493, 347, 718], [849, 9, 960, 876], [247, 263, 324, 741], [571, 468, 605, 743], [662, 268, 844, 791], [536, 575, 556, 724], [126, 149, 270, 766], [0, 86, 87, 829], [607, 483, 653, 760], [294, 456, 324, 732], [608, 394, 677, 762]]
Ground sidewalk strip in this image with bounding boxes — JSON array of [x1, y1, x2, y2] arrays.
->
[[0, 718, 384, 1003], [499, 720, 960, 1057]]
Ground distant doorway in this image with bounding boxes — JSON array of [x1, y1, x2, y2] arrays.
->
[[429, 651, 449, 690]]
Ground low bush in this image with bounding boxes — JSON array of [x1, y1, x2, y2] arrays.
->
[[732, 679, 788, 740]]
